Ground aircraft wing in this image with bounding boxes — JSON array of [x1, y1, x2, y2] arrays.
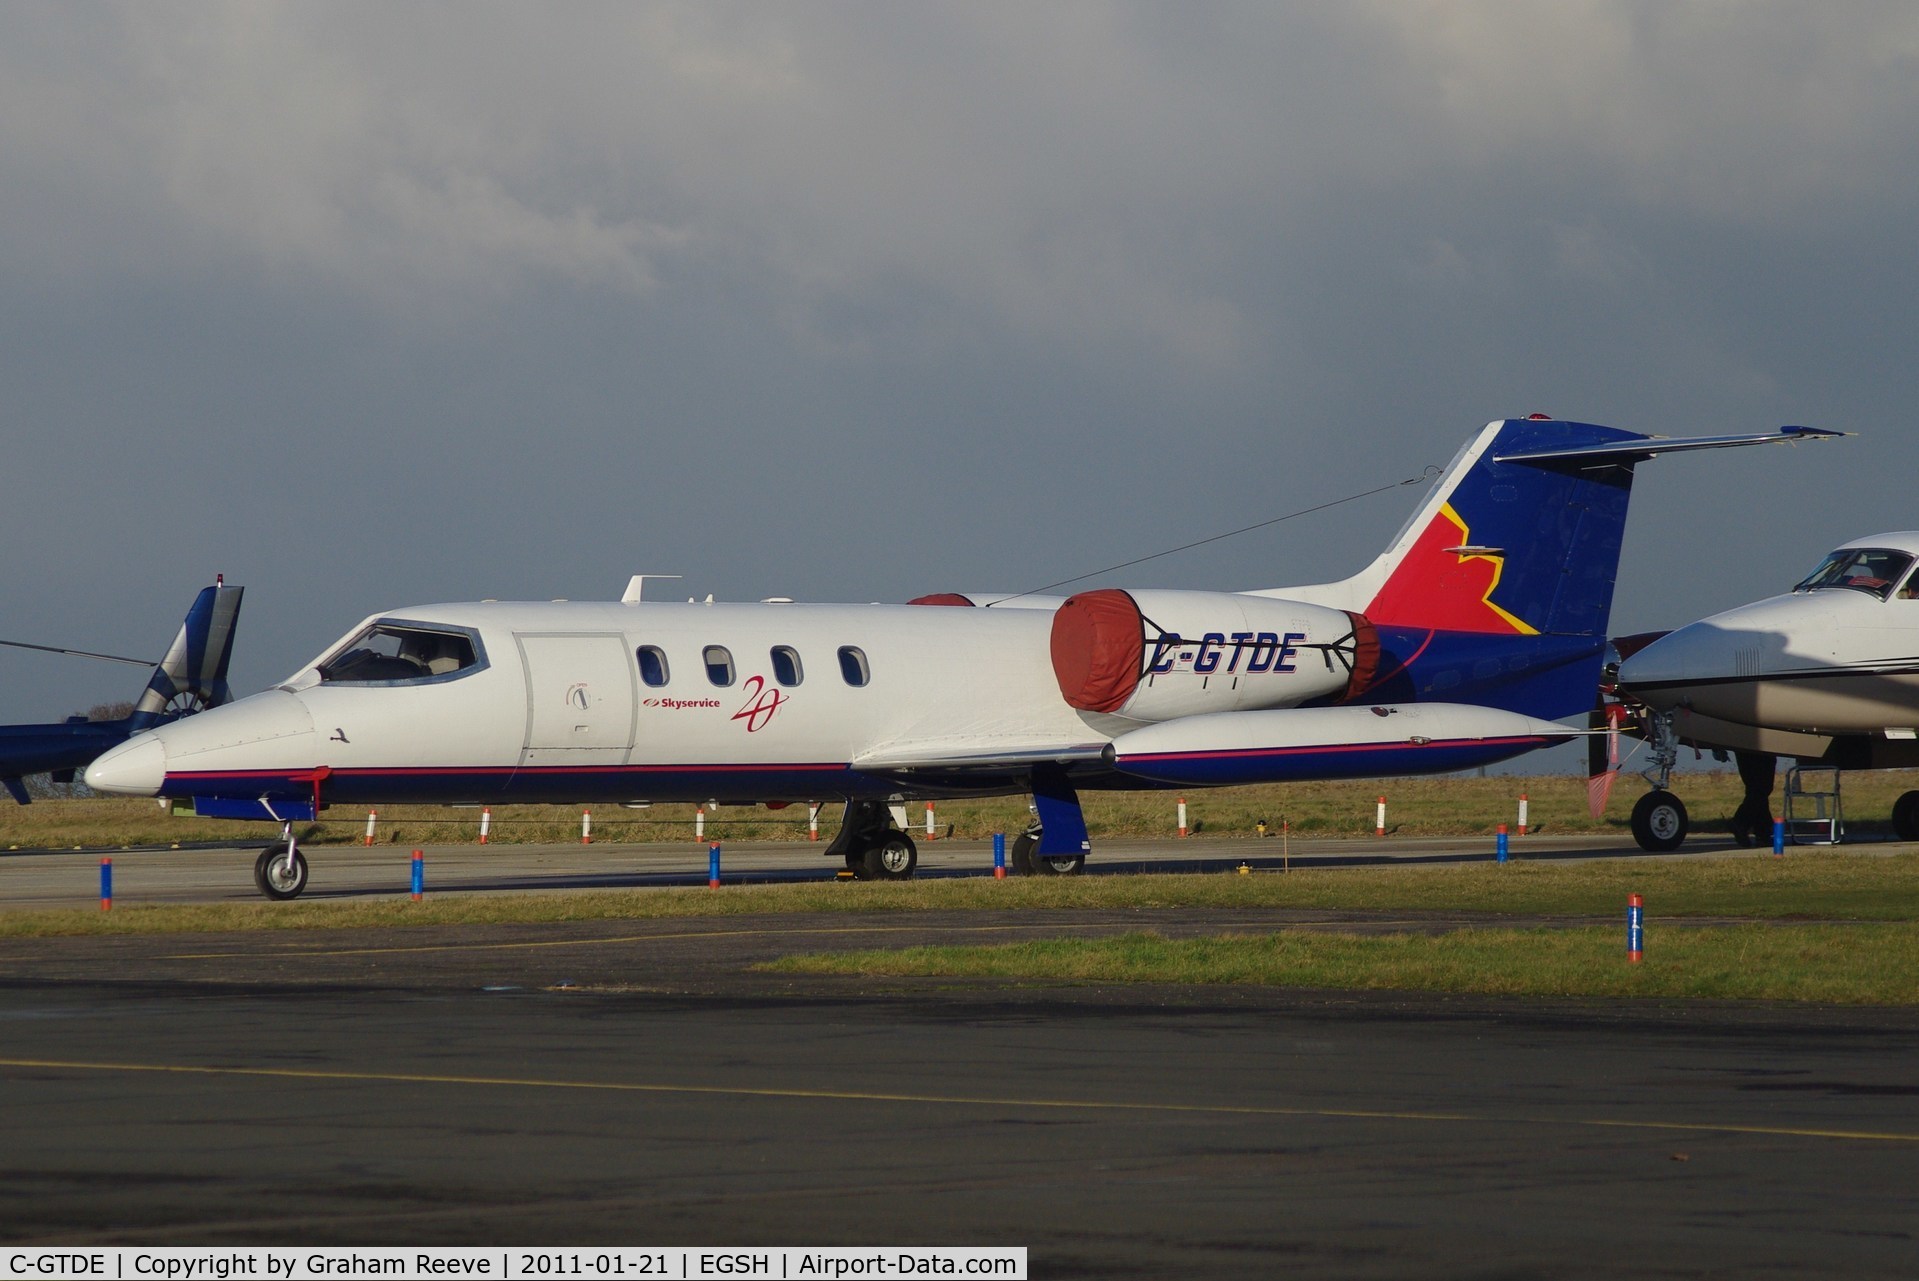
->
[[851, 738, 1111, 773]]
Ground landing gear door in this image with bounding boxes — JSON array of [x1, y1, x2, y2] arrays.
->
[[518, 634, 637, 766]]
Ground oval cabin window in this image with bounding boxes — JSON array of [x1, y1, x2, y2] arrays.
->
[[837, 646, 870, 687]]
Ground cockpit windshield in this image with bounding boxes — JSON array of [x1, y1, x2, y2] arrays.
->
[[316, 623, 482, 684], [1792, 548, 1916, 601]]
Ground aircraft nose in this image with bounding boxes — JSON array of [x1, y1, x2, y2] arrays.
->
[[1616, 630, 1694, 688], [85, 734, 168, 796]]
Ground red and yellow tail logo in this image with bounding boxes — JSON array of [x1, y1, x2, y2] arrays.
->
[[1366, 505, 1539, 634]]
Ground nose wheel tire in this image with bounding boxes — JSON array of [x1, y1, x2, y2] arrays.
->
[[1630, 790, 1689, 853], [1029, 853, 1086, 876], [253, 844, 310, 900], [859, 833, 918, 880]]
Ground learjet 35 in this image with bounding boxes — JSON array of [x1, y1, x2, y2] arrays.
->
[[86, 418, 1834, 897]]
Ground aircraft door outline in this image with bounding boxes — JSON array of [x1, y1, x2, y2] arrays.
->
[[517, 633, 638, 766]]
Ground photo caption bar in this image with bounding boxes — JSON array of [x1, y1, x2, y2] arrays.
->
[[2, 1249, 1027, 1281]]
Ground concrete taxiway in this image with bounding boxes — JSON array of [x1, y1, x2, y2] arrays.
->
[[1, 838, 1915, 1276], [0, 829, 1797, 909]]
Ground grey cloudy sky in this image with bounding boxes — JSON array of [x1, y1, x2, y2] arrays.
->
[[3, 2, 1916, 729]]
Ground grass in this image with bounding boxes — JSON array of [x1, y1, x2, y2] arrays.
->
[[9, 768, 1919, 850], [3, 851, 1916, 939], [759, 924, 1919, 1005]]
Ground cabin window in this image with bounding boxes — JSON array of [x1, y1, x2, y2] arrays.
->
[[637, 645, 669, 687], [771, 645, 803, 687], [318, 624, 480, 684], [838, 645, 870, 687], [1794, 548, 1915, 601], [703, 645, 736, 686]]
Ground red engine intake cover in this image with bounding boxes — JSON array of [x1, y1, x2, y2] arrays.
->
[[1050, 589, 1146, 713]]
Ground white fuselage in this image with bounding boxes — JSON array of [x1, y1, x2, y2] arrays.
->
[[1618, 534, 1919, 758], [84, 592, 1573, 807]]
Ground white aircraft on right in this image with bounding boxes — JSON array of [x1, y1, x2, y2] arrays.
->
[[1611, 532, 1919, 850]]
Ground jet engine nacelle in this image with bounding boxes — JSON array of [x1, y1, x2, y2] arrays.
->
[[1049, 588, 1378, 722]]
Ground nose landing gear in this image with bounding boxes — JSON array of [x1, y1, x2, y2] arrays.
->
[[253, 821, 310, 899]]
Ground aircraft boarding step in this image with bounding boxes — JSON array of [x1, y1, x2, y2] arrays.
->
[[1784, 765, 1843, 845]]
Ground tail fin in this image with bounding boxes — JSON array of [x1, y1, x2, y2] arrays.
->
[[1356, 418, 1644, 638], [128, 581, 245, 729], [1260, 418, 1646, 638], [1262, 419, 1839, 639]]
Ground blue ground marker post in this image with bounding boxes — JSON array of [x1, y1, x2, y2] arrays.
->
[[708, 842, 722, 889], [993, 831, 1007, 880], [1495, 823, 1509, 864], [1773, 816, 1786, 857], [1628, 893, 1644, 964], [410, 849, 423, 901], [99, 857, 112, 912]]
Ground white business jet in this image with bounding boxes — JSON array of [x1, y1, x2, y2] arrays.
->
[[1613, 532, 1919, 850], [88, 418, 1835, 897]]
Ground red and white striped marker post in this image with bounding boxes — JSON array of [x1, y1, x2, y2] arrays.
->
[[581, 809, 593, 845], [1517, 792, 1530, 836], [1177, 797, 1188, 838], [695, 805, 706, 843], [479, 806, 491, 844], [1376, 796, 1387, 837], [925, 801, 937, 840], [364, 810, 378, 847], [807, 803, 820, 841]]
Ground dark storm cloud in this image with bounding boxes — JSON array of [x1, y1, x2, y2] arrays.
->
[[3, 2, 1916, 724]]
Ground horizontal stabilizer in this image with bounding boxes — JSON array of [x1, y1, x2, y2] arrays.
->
[[1495, 425, 1844, 466]]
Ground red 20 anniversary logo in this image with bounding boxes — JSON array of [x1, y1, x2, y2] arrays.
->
[[730, 675, 787, 732]]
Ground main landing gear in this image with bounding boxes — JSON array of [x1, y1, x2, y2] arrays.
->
[[825, 790, 1089, 882], [1009, 818, 1086, 876], [825, 800, 920, 880], [253, 821, 310, 900]]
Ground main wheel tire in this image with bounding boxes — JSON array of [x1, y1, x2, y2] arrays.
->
[[253, 844, 310, 900], [1028, 853, 1086, 876], [1630, 790, 1689, 853], [1009, 831, 1040, 876], [861, 833, 918, 880], [1893, 790, 1919, 842]]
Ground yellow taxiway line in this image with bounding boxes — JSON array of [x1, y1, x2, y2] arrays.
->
[[4, 1055, 1914, 1145]]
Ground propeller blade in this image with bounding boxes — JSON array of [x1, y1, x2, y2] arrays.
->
[[0, 638, 154, 668]]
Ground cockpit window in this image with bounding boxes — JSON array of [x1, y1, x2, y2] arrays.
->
[[318, 624, 481, 684], [1793, 548, 1916, 601]]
